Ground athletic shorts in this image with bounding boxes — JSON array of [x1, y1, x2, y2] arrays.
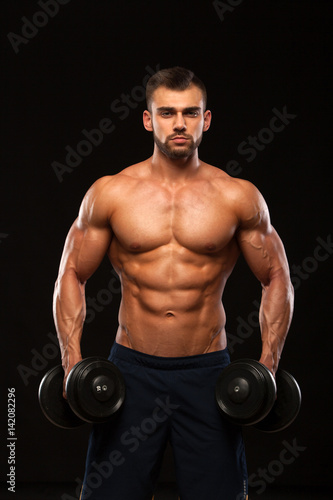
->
[[81, 343, 248, 500]]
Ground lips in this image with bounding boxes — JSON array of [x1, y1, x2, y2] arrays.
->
[[171, 137, 188, 144]]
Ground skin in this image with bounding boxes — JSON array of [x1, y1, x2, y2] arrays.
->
[[53, 84, 294, 397]]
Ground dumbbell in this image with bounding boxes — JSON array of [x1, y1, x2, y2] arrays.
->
[[38, 357, 126, 429], [215, 359, 301, 432]]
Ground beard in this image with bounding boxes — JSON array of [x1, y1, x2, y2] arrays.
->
[[153, 131, 203, 160]]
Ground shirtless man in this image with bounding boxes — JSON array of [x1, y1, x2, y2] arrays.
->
[[53, 67, 294, 500]]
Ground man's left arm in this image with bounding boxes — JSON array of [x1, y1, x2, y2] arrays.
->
[[235, 181, 294, 375]]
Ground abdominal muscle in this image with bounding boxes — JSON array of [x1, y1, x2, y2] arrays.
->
[[113, 252, 230, 357]]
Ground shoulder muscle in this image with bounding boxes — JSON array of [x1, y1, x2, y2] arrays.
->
[[229, 179, 271, 232], [78, 176, 115, 229]]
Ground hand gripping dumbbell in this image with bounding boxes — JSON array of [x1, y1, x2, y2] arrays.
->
[[215, 359, 301, 432], [38, 357, 126, 429]]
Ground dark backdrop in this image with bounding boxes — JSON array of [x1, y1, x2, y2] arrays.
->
[[1, 0, 332, 498]]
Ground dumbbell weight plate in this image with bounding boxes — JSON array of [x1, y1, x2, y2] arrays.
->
[[38, 365, 84, 429], [66, 357, 126, 424], [254, 370, 302, 432], [215, 359, 276, 426]]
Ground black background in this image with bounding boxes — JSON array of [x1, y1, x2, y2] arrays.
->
[[1, 0, 332, 498]]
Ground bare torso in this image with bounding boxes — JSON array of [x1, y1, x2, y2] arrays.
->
[[54, 83, 293, 383], [107, 159, 242, 356]]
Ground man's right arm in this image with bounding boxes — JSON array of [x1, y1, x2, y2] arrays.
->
[[53, 178, 113, 395]]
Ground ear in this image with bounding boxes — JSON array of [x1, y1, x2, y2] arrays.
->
[[203, 110, 212, 132], [143, 110, 153, 131]]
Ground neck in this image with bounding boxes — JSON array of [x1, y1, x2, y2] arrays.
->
[[149, 144, 201, 183]]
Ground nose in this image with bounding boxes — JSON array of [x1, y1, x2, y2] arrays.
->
[[173, 112, 187, 132]]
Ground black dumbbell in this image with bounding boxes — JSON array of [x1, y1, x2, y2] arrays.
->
[[38, 357, 126, 429], [215, 359, 301, 433]]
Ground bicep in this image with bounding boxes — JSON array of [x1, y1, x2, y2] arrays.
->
[[237, 224, 290, 286]]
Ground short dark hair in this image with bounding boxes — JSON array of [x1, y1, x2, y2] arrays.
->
[[146, 66, 207, 111]]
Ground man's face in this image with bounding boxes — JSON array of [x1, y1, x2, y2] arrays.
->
[[144, 85, 211, 160]]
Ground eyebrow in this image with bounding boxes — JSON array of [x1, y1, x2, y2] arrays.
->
[[156, 106, 202, 113]]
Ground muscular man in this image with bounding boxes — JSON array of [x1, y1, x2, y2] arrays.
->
[[53, 67, 294, 500]]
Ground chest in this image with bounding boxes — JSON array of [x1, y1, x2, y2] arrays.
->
[[110, 182, 238, 253]]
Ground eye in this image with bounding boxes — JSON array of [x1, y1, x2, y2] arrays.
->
[[186, 110, 199, 117], [161, 111, 172, 117]]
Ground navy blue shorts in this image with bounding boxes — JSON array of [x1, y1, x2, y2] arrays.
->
[[81, 343, 248, 500]]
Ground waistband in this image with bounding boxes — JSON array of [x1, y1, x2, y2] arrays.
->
[[109, 342, 230, 370]]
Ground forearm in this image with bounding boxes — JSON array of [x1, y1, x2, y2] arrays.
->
[[259, 272, 294, 374], [53, 268, 86, 372]]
